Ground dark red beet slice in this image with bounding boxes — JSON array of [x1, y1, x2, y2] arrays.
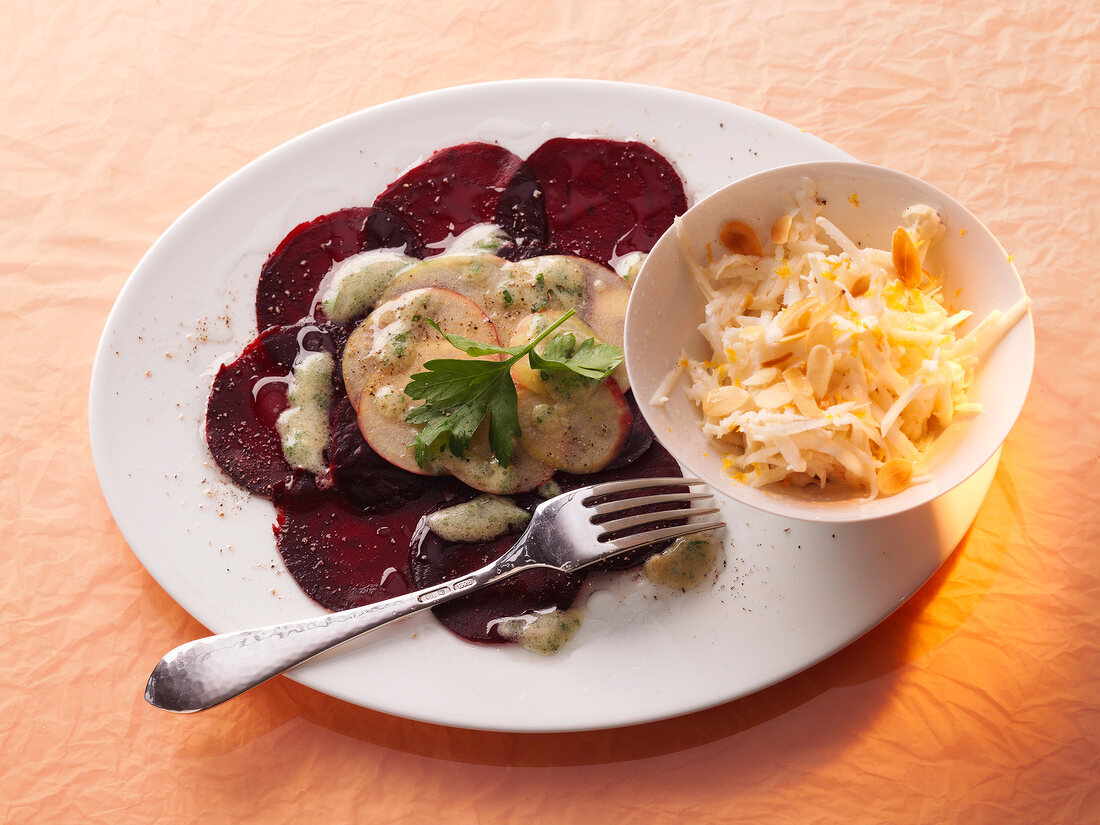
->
[[206, 327, 297, 496], [363, 206, 427, 260], [371, 142, 542, 255], [411, 526, 587, 644], [276, 487, 453, 612], [328, 396, 438, 514], [523, 138, 688, 265], [255, 206, 421, 331], [493, 161, 550, 260], [205, 322, 345, 497]]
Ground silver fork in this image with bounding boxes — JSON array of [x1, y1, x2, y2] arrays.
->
[[145, 477, 723, 713]]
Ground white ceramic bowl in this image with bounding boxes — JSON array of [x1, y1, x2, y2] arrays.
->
[[625, 160, 1034, 523]]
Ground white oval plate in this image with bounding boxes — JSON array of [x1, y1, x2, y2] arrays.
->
[[91, 80, 993, 732]]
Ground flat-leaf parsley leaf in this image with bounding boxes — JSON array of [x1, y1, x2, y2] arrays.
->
[[403, 309, 623, 468]]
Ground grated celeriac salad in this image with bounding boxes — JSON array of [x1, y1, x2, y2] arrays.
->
[[654, 179, 1030, 498]]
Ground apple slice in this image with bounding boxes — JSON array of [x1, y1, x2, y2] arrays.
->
[[504, 256, 630, 345], [515, 380, 631, 474], [509, 256, 631, 390], [575, 257, 630, 347], [342, 285, 499, 412], [443, 423, 555, 495], [378, 253, 511, 324], [344, 287, 500, 475], [508, 310, 628, 398], [378, 253, 542, 343]]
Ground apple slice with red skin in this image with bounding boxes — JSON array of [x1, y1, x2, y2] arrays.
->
[[345, 286, 555, 492], [344, 287, 500, 475], [515, 380, 631, 474], [507, 256, 631, 391], [509, 310, 629, 397], [507, 310, 632, 473], [443, 423, 555, 495], [379, 253, 631, 370], [575, 257, 631, 389], [378, 253, 534, 342]]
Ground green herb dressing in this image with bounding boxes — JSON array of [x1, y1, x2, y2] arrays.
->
[[276, 351, 335, 474], [497, 609, 583, 655], [643, 533, 719, 590], [425, 495, 532, 543]]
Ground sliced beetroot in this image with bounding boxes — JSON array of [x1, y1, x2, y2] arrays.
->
[[493, 161, 550, 260], [205, 322, 345, 497], [255, 207, 368, 331], [371, 142, 543, 255], [275, 487, 450, 612], [362, 206, 427, 259], [255, 206, 421, 331], [328, 396, 438, 514], [411, 526, 586, 644], [205, 327, 296, 496], [523, 138, 688, 265]]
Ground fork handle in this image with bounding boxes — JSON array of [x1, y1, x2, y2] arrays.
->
[[145, 551, 523, 712]]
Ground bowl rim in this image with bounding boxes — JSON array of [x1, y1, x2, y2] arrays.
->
[[625, 159, 1035, 523]]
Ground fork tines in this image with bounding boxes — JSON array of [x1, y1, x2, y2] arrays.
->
[[581, 478, 725, 551], [582, 477, 702, 500]]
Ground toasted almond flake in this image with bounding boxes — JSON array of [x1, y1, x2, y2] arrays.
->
[[719, 220, 763, 257], [754, 382, 793, 408], [702, 385, 749, 417], [807, 320, 833, 350], [761, 351, 793, 369], [782, 368, 823, 417], [810, 294, 844, 324], [777, 296, 814, 332], [806, 344, 834, 397], [849, 272, 872, 297], [876, 458, 913, 496], [892, 226, 922, 287], [770, 214, 793, 244], [777, 328, 810, 344], [742, 367, 780, 387]]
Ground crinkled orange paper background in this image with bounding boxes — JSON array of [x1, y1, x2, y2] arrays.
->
[[3, 1, 1097, 823]]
